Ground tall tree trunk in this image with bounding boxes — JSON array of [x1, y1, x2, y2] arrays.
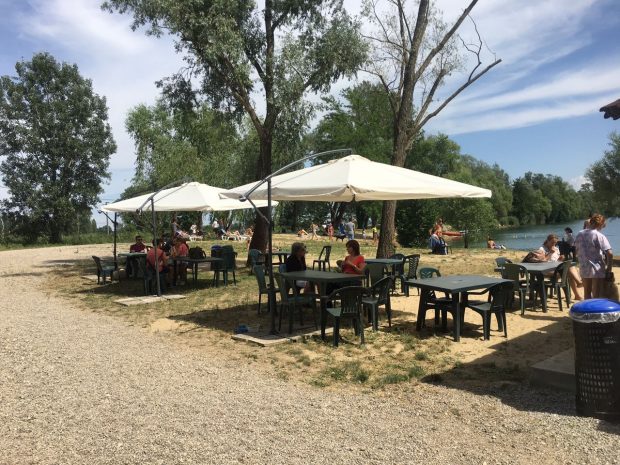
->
[[248, 134, 272, 254], [377, 121, 410, 258]]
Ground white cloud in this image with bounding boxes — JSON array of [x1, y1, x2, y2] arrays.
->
[[569, 175, 588, 190], [9, 0, 187, 198]]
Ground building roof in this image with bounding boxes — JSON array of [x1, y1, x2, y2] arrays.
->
[[600, 99, 620, 120]]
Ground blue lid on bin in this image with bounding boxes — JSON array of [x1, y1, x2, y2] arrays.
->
[[571, 298, 620, 313]]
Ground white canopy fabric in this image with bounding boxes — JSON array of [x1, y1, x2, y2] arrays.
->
[[220, 154, 492, 202], [101, 182, 275, 213]]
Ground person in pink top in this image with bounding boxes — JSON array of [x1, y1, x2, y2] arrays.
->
[[171, 236, 189, 285], [340, 240, 366, 275], [574, 214, 613, 299]]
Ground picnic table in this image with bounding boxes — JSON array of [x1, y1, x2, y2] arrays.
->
[[268, 251, 290, 266], [171, 256, 224, 286], [117, 252, 147, 278], [407, 274, 512, 342], [280, 270, 364, 339], [518, 261, 560, 312]]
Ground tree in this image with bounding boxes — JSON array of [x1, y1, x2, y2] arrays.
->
[[103, 0, 367, 251], [310, 81, 393, 227], [364, 0, 501, 257], [586, 132, 620, 216], [0, 53, 116, 242], [125, 99, 245, 189], [395, 134, 498, 246]]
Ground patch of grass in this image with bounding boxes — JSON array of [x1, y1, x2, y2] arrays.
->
[[297, 354, 312, 366], [408, 363, 425, 379], [414, 351, 429, 361], [375, 372, 409, 386], [309, 378, 329, 388]]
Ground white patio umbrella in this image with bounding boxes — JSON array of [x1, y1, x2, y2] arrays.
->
[[220, 152, 491, 335], [220, 154, 491, 201], [102, 181, 275, 213], [102, 181, 276, 297]]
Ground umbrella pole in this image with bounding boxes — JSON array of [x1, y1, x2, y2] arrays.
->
[[151, 198, 161, 297], [113, 213, 118, 270], [267, 179, 278, 334]]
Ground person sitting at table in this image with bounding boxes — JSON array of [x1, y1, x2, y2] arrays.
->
[[125, 235, 147, 277], [130, 235, 147, 253], [536, 234, 583, 300], [339, 239, 366, 275], [284, 242, 312, 293], [147, 238, 170, 287], [170, 236, 189, 285]]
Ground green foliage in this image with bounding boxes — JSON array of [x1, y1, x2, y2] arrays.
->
[[104, 0, 368, 250], [396, 134, 500, 247], [586, 132, 620, 216], [511, 173, 584, 225], [125, 100, 244, 189], [0, 53, 116, 243]]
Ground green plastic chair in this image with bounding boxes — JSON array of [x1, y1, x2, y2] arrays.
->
[[544, 261, 572, 311], [274, 273, 318, 334], [92, 256, 115, 284], [417, 267, 452, 330], [362, 276, 393, 331], [253, 265, 278, 314], [502, 263, 530, 315], [465, 282, 514, 340], [312, 245, 332, 271], [248, 249, 265, 274], [364, 262, 387, 287], [325, 286, 368, 347], [401, 254, 420, 296]]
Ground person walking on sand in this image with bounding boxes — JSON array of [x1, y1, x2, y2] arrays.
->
[[310, 223, 319, 240]]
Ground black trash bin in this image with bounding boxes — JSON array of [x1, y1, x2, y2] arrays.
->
[[570, 298, 620, 422]]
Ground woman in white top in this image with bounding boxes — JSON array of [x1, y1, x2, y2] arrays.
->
[[574, 214, 613, 299], [537, 234, 583, 300]]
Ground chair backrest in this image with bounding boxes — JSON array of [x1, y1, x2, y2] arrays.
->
[[274, 273, 292, 303], [488, 282, 515, 311], [365, 262, 386, 286], [248, 249, 265, 268], [495, 257, 512, 267], [389, 254, 406, 275], [419, 267, 441, 279], [502, 263, 526, 281], [321, 245, 332, 261], [222, 249, 237, 270], [328, 286, 366, 316], [253, 265, 267, 292], [92, 256, 102, 272], [371, 276, 393, 306], [501, 263, 528, 292], [404, 254, 420, 280], [553, 260, 572, 285]]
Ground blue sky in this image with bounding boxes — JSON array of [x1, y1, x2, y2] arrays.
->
[[1, 0, 619, 225]]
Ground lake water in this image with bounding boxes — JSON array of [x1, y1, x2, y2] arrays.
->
[[463, 217, 620, 252]]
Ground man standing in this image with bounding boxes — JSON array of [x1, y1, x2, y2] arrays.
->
[[345, 219, 355, 240]]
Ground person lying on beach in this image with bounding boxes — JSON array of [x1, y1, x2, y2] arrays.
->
[[487, 237, 506, 250]]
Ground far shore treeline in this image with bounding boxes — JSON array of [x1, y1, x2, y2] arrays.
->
[[1, 54, 619, 247]]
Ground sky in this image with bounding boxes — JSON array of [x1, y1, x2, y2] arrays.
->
[[1, 0, 619, 225]]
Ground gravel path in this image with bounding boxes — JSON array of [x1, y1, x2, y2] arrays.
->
[[1, 245, 618, 465]]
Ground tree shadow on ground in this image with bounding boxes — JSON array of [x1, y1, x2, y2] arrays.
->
[[169, 303, 274, 334], [408, 309, 579, 417]]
